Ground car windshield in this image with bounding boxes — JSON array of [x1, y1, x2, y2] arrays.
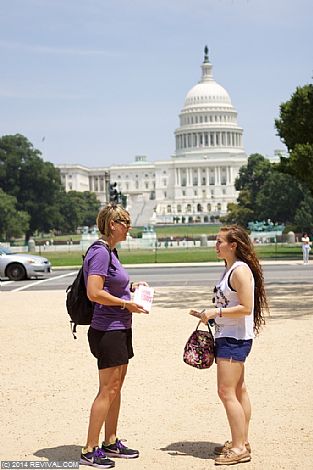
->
[[0, 246, 13, 255]]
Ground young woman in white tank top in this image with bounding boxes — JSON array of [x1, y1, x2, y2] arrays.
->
[[189, 225, 268, 466], [214, 260, 254, 341]]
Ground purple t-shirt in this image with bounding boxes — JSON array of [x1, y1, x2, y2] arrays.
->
[[83, 244, 132, 331]]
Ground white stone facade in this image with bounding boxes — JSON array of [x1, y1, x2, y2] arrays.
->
[[57, 49, 248, 226]]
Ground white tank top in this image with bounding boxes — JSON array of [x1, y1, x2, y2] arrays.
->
[[214, 261, 254, 340]]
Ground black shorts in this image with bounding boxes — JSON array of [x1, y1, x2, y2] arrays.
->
[[88, 326, 134, 370]]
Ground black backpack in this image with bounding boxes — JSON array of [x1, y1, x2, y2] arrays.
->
[[66, 240, 117, 339]]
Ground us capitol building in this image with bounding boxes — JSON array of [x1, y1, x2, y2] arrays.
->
[[57, 48, 248, 226]]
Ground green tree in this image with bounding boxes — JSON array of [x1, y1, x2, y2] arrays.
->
[[235, 153, 272, 207], [255, 172, 304, 223], [0, 189, 30, 240], [294, 191, 313, 233], [275, 83, 313, 196], [80, 192, 101, 227], [286, 144, 313, 194], [222, 153, 312, 228], [0, 134, 63, 238], [236, 153, 272, 189], [220, 202, 254, 227], [275, 84, 313, 151], [222, 154, 272, 226], [56, 191, 100, 233]]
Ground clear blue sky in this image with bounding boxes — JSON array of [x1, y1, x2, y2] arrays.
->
[[0, 0, 312, 167]]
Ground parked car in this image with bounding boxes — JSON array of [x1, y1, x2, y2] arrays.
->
[[0, 246, 51, 281]]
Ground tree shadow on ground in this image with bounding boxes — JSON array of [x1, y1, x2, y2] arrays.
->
[[160, 440, 221, 460], [34, 445, 81, 461], [154, 284, 313, 321], [266, 284, 312, 320]]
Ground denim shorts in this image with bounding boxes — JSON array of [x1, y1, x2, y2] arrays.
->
[[215, 337, 253, 363]]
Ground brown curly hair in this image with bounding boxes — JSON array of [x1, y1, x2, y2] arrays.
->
[[220, 224, 268, 334]]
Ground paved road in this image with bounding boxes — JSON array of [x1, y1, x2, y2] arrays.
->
[[1, 262, 312, 292]]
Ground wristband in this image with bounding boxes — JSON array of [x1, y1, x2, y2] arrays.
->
[[121, 300, 126, 310], [130, 282, 135, 293]]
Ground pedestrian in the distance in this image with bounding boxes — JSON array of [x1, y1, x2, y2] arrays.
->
[[301, 232, 311, 264]]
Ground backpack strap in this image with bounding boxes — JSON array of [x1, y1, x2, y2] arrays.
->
[[68, 240, 119, 340], [89, 239, 118, 271], [71, 322, 78, 340]]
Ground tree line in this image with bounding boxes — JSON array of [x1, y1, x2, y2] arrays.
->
[[0, 82, 312, 241], [222, 82, 313, 232], [0, 134, 100, 240]]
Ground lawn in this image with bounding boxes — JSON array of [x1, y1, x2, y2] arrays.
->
[[29, 224, 221, 244], [45, 244, 303, 267], [153, 224, 221, 238]]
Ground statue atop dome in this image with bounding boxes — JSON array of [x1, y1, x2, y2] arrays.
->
[[204, 45, 209, 63]]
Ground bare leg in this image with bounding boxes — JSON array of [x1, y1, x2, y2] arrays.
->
[[236, 368, 251, 444], [303, 248, 309, 264], [217, 358, 247, 454], [85, 365, 124, 449], [104, 364, 128, 445]]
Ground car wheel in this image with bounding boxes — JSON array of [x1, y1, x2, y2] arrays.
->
[[6, 263, 27, 281]]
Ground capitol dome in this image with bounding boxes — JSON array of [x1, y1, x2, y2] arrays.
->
[[174, 47, 244, 158], [183, 48, 232, 108], [184, 82, 232, 107]]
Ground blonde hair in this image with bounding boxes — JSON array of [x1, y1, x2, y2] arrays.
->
[[96, 203, 130, 238]]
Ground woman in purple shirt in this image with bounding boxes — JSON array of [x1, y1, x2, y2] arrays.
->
[[80, 203, 148, 469]]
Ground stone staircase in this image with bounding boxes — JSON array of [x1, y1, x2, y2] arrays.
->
[[128, 197, 156, 227]]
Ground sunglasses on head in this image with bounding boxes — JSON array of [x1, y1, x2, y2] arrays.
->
[[115, 218, 131, 227]]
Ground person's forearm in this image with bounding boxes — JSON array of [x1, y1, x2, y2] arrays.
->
[[216, 304, 251, 318], [203, 304, 251, 320], [87, 289, 126, 308], [190, 303, 252, 324]]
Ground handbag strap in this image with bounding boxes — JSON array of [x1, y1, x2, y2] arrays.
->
[[195, 319, 213, 335]]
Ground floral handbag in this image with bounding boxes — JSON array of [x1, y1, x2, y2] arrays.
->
[[183, 320, 215, 369]]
